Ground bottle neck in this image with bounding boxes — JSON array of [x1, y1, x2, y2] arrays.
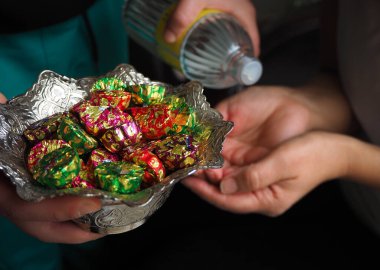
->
[[226, 52, 263, 86]]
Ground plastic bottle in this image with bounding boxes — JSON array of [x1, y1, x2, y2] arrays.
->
[[123, 0, 263, 89]]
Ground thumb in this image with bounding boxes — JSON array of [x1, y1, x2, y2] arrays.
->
[[164, 0, 204, 43], [220, 155, 292, 194]]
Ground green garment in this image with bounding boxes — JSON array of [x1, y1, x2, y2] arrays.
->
[[0, 0, 128, 269], [0, 0, 128, 99]]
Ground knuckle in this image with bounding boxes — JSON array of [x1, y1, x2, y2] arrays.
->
[[173, 13, 193, 29]]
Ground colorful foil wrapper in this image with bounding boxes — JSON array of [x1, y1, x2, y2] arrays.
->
[[91, 77, 126, 91], [27, 139, 70, 171], [33, 147, 81, 188], [163, 95, 197, 135], [87, 148, 120, 172], [94, 161, 144, 194], [24, 79, 210, 195], [70, 100, 92, 115], [121, 139, 160, 157], [77, 105, 130, 136], [127, 84, 166, 105], [69, 175, 96, 189], [126, 148, 166, 186], [153, 135, 199, 170], [130, 105, 174, 140], [57, 117, 98, 155], [90, 90, 132, 111], [67, 161, 97, 189], [23, 113, 63, 143], [100, 114, 143, 153]]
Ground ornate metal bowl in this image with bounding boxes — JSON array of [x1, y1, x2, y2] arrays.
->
[[0, 64, 233, 234]]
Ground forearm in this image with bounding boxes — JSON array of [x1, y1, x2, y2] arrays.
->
[[292, 73, 353, 133], [344, 137, 380, 189]]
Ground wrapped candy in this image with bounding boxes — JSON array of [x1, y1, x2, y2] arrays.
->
[[57, 117, 98, 155], [24, 79, 209, 195], [90, 90, 132, 111], [127, 84, 166, 105], [91, 77, 126, 91], [153, 135, 199, 170], [130, 104, 174, 140], [121, 139, 159, 157], [77, 105, 130, 137], [67, 161, 97, 189], [100, 114, 143, 153], [23, 113, 63, 143], [94, 161, 144, 194], [27, 139, 70, 171], [69, 175, 96, 189], [70, 100, 92, 115], [33, 147, 81, 188], [125, 148, 165, 186], [162, 95, 197, 135], [87, 148, 120, 172]]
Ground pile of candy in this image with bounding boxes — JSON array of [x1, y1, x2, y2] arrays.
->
[[23, 78, 205, 194]]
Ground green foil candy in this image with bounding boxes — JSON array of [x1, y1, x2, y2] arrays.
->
[[91, 77, 126, 91], [33, 147, 81, 188], [127, 84, 166, 105], [94, 161, 144, 194], [57, 117, 98, 155]]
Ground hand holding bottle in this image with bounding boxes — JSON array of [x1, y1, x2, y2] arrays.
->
[[124, 0, 263, 89], [164, 0, 260, 56]]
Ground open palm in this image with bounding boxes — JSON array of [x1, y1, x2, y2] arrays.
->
[[183, 85, 316, 213]]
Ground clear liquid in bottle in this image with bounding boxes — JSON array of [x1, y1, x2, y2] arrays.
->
[[123, 0, 263, 89]]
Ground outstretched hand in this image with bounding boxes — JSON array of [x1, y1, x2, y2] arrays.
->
[[184, 131, 349, 216], [182, 86, 330, 215]]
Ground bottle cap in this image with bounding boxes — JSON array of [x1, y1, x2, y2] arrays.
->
[[238, 56, 263, 86]]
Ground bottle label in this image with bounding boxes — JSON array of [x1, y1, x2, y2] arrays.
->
[[155, 5, 221, 71]]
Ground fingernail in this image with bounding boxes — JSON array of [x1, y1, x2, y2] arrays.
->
[[220, 179, 238, 194], [164, 30, 177, 43]]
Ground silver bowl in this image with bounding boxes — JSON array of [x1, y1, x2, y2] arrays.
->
[[0, 64, 233, 234]]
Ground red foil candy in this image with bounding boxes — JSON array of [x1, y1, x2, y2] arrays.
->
[[130, 105, 174, 140], [90, 90, 132, 111], [125, 148, 165, 186], [87, 148, 120, 173]]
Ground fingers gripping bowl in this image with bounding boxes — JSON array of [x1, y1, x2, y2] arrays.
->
[[0, 64, 233, 234]]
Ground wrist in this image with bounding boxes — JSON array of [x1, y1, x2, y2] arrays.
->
[[292, 73, 352, 133], [345, 137, 380, 188]]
